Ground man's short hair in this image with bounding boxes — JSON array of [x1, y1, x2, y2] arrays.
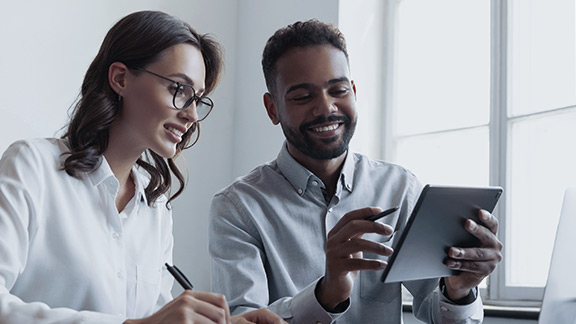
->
[[262, 19, 349, 96]]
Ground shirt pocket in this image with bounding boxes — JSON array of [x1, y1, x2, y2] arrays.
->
[[360, 271, 401, 303], [359, 232, 399, 303], [133, 265, 162, 316]]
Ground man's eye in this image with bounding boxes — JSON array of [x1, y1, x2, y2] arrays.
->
[[290, 93, 312, 102], [331, 88, 349, 97]]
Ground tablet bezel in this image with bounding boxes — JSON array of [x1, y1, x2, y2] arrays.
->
[[380, 185, 503, 283]]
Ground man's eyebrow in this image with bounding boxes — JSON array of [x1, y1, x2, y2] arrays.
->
[[327, 77, 350, 85], [284, 77, 350, 96]]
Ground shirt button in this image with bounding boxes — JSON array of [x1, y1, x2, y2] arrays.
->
[[311, 180, 318, 186], [117, 272, 124, 279], [328, 208, 333, 213], [297, 188, 303, 195], [112, 232, 120, 240], [440, 306, 448, 312]]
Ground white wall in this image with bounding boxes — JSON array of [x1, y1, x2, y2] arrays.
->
[[0, 0, 342, 294], [0, 0, 238, 294]]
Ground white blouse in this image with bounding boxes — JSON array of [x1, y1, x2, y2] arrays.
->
[[0, 138, 174, 324]]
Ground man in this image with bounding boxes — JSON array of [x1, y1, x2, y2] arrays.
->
[[209, 19, 502, 323]]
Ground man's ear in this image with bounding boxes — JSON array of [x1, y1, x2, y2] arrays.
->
[[351, 80, 357, 99], [108, 62, 129, 96], [263, 92, 280, 125]]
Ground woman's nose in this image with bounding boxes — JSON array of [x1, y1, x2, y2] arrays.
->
[[178, 102, 199, 123]]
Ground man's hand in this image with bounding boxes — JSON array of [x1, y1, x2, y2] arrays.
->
[[316, 207, 395, 311], [231, 309, 287, 324], [444, 209, 503, 300]]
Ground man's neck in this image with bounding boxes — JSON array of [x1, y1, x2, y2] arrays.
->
[[286, 144, 347, 199]]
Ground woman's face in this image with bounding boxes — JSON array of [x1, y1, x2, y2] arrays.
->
[[116, 43, 206, 159]]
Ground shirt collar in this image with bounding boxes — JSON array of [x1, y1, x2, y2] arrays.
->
[[87, 157, 147, 204], [276, 142, 315, 195], [131, 166, 148, 205], [276, 141, 355, 195]]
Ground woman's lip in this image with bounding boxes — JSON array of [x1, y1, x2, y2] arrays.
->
[[165, 124, 187, 135], [165, 126, 183, 143]]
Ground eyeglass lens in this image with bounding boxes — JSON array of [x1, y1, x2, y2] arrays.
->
[[173, 85, 213, 121]]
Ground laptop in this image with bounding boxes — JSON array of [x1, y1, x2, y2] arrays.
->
[[539, 187, 576, 323]]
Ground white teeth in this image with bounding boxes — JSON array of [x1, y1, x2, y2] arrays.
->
[[167, 127, 183, 137], [312, 124, 339, 132]]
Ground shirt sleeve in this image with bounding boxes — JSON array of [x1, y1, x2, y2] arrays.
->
[[209, 193, 340, 323], [406, 279, 484, 323], [0, 141, 127, 324]]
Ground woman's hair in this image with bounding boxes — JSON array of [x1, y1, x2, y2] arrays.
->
[[62, 10, 223, 206], [262, 19, 348, 96]]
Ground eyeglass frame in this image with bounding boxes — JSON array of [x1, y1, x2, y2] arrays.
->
[[129, 66, 214, 122]]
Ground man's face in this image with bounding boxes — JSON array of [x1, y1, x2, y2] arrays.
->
[[266, 45, 357, 161]]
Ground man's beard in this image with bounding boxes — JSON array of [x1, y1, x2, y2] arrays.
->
[[281, 114, 356, 160]]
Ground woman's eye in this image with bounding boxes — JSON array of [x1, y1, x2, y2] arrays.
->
[[169, 85, 181, 95]]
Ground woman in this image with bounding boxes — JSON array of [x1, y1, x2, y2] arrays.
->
[[0, 10, 283, 324]]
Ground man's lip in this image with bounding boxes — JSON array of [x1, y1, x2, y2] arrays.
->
[[307, 122, 343, 132]]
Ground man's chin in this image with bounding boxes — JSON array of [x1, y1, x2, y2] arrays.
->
[[306, 144, 348, 160]]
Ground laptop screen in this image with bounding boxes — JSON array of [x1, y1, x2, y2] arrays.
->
[[539, 187, 576, 323]]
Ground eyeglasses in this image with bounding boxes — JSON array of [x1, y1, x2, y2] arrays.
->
[[131, 67, 214, 121]]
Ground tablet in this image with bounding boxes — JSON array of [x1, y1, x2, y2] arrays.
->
[[380, 185, 503, 283]]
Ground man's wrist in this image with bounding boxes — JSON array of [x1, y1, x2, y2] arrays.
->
[[315, 278, 349, 312], [439, 277, 478, 305]]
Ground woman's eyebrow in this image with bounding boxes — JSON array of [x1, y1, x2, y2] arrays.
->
[[168, 73, 206, 94]]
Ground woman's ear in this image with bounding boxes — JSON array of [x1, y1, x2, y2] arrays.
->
[[263, 92, 280, 125], [108, 62, 129, 96]]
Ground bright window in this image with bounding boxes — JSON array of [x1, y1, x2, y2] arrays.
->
[[386, 0, 576, 303]]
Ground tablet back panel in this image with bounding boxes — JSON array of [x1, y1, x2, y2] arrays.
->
[[382, 185, 503, 283], [539, 187, 576, 323]]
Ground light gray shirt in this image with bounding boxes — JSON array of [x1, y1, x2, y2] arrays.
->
[[209, 143, 483, 323]]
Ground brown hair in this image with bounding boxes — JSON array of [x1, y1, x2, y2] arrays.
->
[[62, 10, 223, 206]]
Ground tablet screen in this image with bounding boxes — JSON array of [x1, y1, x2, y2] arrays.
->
[[380, 185, 503, 283]]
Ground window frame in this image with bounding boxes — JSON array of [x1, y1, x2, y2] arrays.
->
[[379, 0, 573, 306]]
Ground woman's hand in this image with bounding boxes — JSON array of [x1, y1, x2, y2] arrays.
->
[[231, 309, 287, 324], [123, 290, 230, 324]]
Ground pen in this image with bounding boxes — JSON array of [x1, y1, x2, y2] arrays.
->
[[165, 263, 194, 290], [365, 206, 399, 222]]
